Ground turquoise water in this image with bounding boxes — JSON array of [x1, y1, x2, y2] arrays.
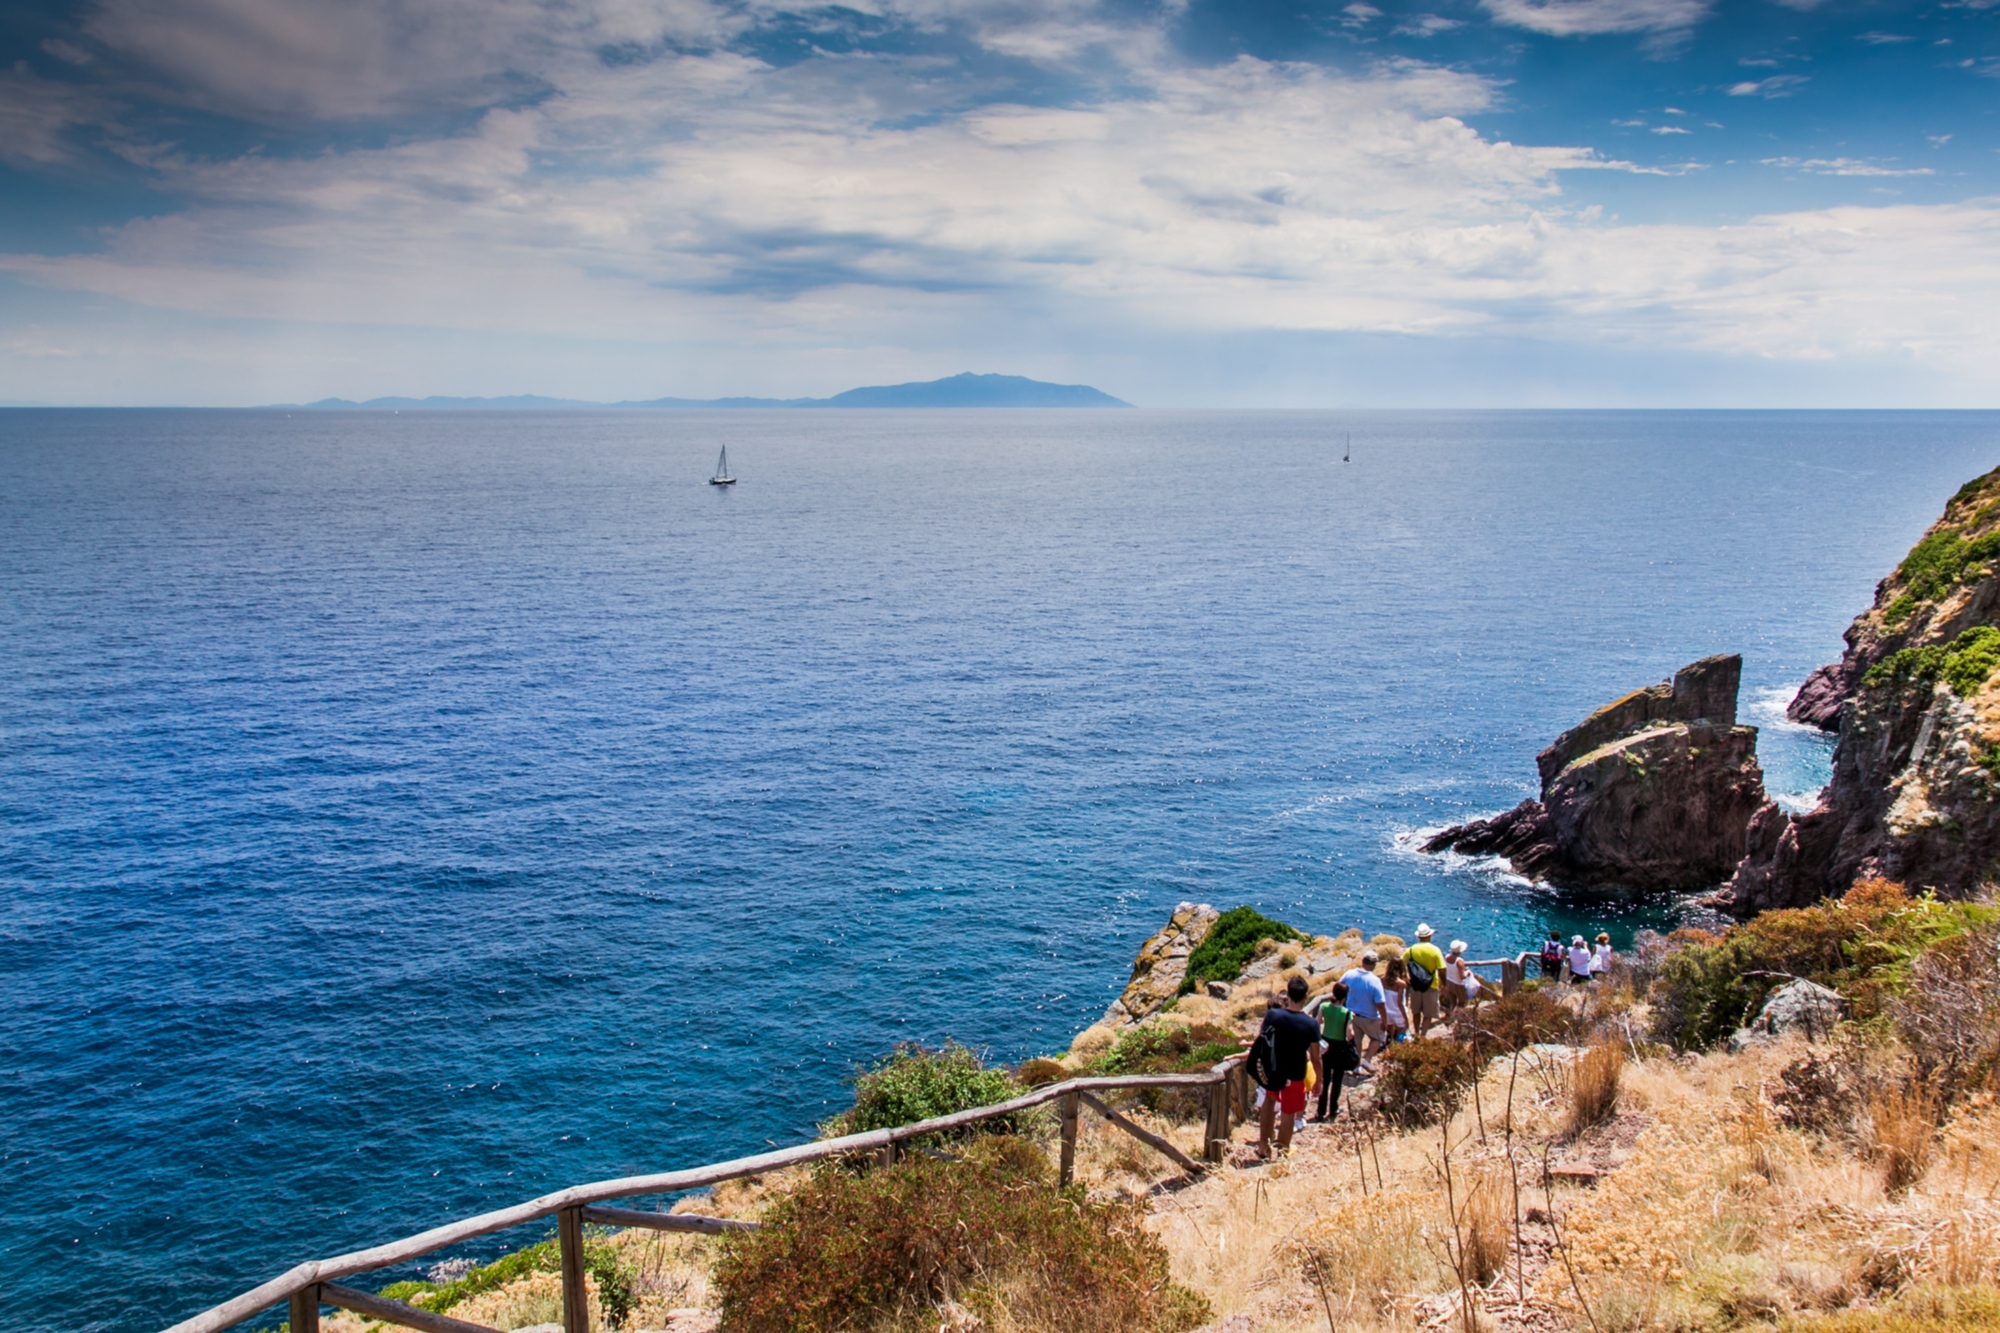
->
[[3, 409, 1993, 1332]]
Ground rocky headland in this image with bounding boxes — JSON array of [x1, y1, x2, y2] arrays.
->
[[1723, 464, 2000, 913], [1422, 653, 1768, 893]]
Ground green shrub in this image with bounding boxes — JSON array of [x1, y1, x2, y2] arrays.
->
[[712, 1138, 1210, 1333], [1373, 1039, 1482, 1126], [1866, 626, 2000, 697], [1177, 907, 1307, 996], [1094, 1023, 1241, 1077], [822, 1042, 1022, 1141], [374, 1238, 560, 1314], [1648, 880, 2000, 1050]]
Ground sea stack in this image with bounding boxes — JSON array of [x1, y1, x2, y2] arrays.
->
[[1722, 465, 2000, 915], [1424, 654, 1767, 893]]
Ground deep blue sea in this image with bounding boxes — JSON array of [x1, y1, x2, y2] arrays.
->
[[5, 409, 1998, 1333]]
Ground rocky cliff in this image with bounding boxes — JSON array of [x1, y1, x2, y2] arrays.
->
[[1424, 655, 1768, 892], [1722, 466, 2000, 914]]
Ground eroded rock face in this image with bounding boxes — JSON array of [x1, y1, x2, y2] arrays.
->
[[1424, 655, 1766, 893], [1722, 466, 2000, 915], [1098, 901, 1218, 1027]]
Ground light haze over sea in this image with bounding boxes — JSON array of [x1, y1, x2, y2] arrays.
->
[[5, 408, 1997, 1333]]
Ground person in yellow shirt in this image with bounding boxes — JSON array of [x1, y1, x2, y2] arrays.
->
[[1403, 924, 1448, 1039]]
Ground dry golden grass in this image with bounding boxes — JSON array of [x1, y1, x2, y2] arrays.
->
[[1873, 1082, 1944, 1197], [321, 1032, 2000, 1333], [1563, 1042, 1624, 1141]]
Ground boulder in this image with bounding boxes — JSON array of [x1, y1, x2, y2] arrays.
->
[[1098, 902, 1218, 1027], [1786, 662, 1851, 732], [1727, 979, 1846, 1050], [1206, 980, 1232, 1000], [1424, 655, 1767, 893]]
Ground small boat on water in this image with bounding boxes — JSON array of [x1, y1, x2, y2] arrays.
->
[[1343, 432, 1351, 463], [709, 446, 736, 486]]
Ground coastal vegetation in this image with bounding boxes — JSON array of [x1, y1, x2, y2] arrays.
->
[[711, 1137, 1208, 1333], [292, 881, 2000, 1333], [1176, 906, 1306, 996], [820, 1041, 1024, 1140]]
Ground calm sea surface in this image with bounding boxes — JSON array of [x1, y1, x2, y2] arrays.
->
[[5, 409, 1998, 1332]]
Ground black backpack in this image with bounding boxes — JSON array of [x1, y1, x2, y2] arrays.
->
[[1407, 958, 1435, 993], [1247, 1020, 1286, 1091]]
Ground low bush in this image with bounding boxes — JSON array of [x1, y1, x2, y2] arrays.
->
[[1890, 921, 2000, 1102], [822, 1042, 1022, 1141], [1177, 906, 1306, 996], [1458, 988, 1582, 1056], [376, 1239, 560, 1313], [373, 1234, 635, 1324], [1014, 1056, 1070, 1088], [1649, 880, 2000, 1050], [1373, 1039, 1482, 1126], [712, 1137, 1210, 1333], [1094, 1023, 1241, 1076]]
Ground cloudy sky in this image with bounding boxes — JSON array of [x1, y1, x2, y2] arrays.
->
[[2, 0, 1997, 405]]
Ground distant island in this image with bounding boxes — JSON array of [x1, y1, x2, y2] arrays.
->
[[285, 373, 1131, 411]]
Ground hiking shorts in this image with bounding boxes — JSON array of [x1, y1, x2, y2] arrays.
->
[[1350, 1015, 1386, 1047], [1276, 1080, 1308, 1115], [1410, 988, 1441, 1022]]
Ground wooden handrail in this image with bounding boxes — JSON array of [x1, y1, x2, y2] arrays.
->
[[160, 1068, 1240, 1333]]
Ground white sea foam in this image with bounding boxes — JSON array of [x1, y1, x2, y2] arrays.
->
[[1748, 682, 1824, 735], [1388, 824, 1536, 888]]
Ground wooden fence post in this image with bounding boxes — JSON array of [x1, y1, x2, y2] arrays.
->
[[1501, 955, 1524, 996], [558, 1205, 589, 1333], [1058, 1092, 1079, 1187], [1205, 1080, 1229, 1162], [288, 1285, 319, 1333]]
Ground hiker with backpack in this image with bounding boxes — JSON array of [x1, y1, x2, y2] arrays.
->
[[1245, 975, 1325, 1159], [1403, 924, 1447, 1038], [1539, 930, 1565, 981], [1312, 980, 1358, 1122]]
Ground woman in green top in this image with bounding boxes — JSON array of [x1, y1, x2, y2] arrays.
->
[[1313, 980, 1357, 1122]]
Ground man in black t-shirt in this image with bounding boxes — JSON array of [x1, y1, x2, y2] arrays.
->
[[1254, 975, 1326, 1159]]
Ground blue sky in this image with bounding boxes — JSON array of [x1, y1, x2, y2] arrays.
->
[[1, 0, 1997, 406]]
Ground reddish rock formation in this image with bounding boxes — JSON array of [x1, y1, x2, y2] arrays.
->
[[1424, 655, 1767, 893], [1720, 466, 2000, 915], [1786, 662, 1852, 732]]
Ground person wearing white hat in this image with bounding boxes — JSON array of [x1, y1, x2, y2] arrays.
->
[[1444, 939, 1481, 1012], [1567, 934, 1594, 985], [1404, 924, 1447, 1037]]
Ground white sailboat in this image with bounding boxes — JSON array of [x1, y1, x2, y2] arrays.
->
[[709, 446, 736, 486]]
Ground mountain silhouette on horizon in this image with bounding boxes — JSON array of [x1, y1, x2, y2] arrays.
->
[[291, 373, 1132, 411]]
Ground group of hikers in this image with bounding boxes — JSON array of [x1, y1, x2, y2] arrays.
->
[[1245, 923, 1618, 1159]]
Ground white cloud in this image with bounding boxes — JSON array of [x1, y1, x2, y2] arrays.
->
[[1481, 0, 1710, 37], [1763, 157, 1934, 177], [1394, 14, 1463, 36], [1728, 75, 1808, 97], [0, 62, 105, 166], [4, 0, 2000, 402]]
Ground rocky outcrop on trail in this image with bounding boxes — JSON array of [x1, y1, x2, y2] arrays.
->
[[1721, 466, 2000, 914], [1424, 655, 1767, 893], [1099, 902, 1218, 1027]]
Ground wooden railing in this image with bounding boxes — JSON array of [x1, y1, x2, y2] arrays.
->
[[162, 1063, 1250, 1333]]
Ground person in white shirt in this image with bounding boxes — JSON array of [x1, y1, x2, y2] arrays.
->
[[1591, 932, 1615, 977], [1567, 935, 1594, 985], [1444, 940, 1481, 1010]]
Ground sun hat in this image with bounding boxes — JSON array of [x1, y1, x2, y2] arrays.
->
[[1596, 932, 1610, 942], [1572, 935, 1586, 946], [1449, 939, 1467, 954], [1415, 923, 1435, 939]]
